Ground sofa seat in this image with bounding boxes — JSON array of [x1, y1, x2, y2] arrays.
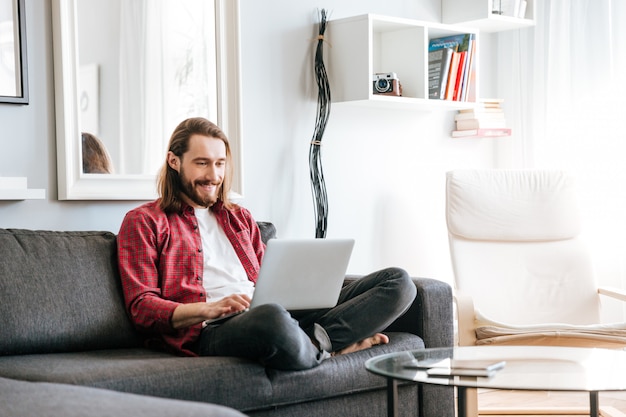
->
[[0, 332, 422, 413]]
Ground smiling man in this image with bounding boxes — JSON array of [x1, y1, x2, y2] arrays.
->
[[117, 117, 416, 370]]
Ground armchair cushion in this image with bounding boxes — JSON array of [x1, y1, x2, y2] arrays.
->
[[474, 311, 626, 347], [448, 169, 626, 353], [446, 169, 580, 241], [446, 169, 602, 326]]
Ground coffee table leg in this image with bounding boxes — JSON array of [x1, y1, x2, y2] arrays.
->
[[386, 378, 398, 417], [589, 391, 599, 417], [457, 386, 468, 417]]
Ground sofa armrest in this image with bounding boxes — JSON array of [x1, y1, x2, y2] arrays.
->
[[344, 275, 454, 349]]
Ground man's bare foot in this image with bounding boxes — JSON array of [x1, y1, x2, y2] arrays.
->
[[333, 333, 390, 356]]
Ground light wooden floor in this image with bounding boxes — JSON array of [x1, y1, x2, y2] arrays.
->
[[478, 389, 626, 417]]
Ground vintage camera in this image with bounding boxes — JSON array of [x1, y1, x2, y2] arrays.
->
[[372, 72, 402, 96]]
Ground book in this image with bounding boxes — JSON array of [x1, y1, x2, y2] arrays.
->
[[451, 128, 512, 138], [0, 177, 27, 189], [428, 33, 474, 101], [403, 358, 506, 377], [428, 33, 472, 53], [452, 51, 467, 101], [444, 51, 462, 100], [498, 0, 521, 17], [454, 111, 504, 121], [481, 103, 503, 108], [518, 0, 528, 18], [426, 366, 501, 377], [458, 107, 503, 114], [428, 47, 454, 100], [477, 98, 504, 106], [456, 118, 507, 130], [460, 34, 476, 101]]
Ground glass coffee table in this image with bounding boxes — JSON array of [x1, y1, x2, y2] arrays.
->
[[365, 345, 626, 417]]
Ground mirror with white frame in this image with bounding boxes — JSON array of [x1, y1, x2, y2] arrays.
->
[[51, 0, 243, 200]]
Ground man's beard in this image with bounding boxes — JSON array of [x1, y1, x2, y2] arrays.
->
[[179, 168, 220, 208]]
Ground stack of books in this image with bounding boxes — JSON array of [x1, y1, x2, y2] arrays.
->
[[427, 33, 476, 102], [452, 99, 512, 138]]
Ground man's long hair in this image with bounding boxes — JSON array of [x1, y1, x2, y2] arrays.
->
[[158, 117, 234, 213]]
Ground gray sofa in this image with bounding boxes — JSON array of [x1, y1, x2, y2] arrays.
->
[[0, 225, 454, 417], [0, 376, 247, 417]]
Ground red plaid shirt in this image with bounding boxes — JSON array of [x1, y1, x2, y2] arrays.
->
[[117, 199, 265, 356]]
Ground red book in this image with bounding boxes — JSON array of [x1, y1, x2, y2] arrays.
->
[[445, 52, 461, 101], [453, 51, 467, 101]]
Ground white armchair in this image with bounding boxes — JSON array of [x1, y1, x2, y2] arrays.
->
[[446, 169, 626, 416]]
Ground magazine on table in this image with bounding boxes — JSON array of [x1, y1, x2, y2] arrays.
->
[[403, 357, 506, 377]]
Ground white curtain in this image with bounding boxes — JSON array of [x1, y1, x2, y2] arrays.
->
[[119, 0, 217, 175], [495, 0, 626, 319]]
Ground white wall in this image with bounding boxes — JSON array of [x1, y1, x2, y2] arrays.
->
[[0, 0, 497, 286], [239, 1, 495, 283]]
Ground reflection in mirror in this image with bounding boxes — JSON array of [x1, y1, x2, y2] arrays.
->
[[81, 132, 113, 174], [77, 0, 217, 176], [52, 0, 242, 200]]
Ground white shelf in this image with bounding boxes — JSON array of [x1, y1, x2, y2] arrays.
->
[[333, 95, 479, 112], [0, 189, 46, 200], [0, 177, 46, 200], [442, 0, 535, 33], [327, 14, 479, 111]]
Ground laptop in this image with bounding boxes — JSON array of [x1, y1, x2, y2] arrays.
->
[[204, 238, 355, 324]]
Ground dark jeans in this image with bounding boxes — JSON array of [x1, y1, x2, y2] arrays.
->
[[197, 267, 416, 370]]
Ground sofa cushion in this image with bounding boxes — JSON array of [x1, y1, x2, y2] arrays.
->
[[0, 332, 423, 411], [257, 221, 277, 243], [0, 348, 274, 410], [0, 376, 247, 417], [0, 229, 141, 355]]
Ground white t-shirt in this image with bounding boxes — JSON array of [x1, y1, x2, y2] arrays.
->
[[195, 208, 255, 302]]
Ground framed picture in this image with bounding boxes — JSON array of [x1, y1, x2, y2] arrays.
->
[[0, 0, 28, 104]]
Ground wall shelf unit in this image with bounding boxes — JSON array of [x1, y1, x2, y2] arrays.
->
[[327, 14, 479, 111], [0, 177, 46, 200], [442, 0, 535, 32], [0, 189, 46, 200]]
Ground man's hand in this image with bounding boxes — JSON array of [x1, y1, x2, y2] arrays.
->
[[211, 293, 252, 319], [171, 294, 251, 329]]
